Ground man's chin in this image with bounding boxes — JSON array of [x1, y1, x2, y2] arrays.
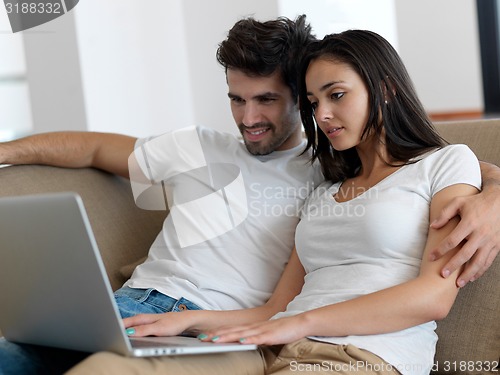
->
[[243, 140, 274, 156]]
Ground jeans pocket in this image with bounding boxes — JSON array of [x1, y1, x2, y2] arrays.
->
[[173, 297, 202, 312], [114, 287, 154, 303]]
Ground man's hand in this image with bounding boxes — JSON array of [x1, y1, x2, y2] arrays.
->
[[430, 184, 500, 287]]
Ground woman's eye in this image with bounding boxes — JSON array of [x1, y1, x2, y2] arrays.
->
[[331, 92, 344, 100], [310, 102, 318, 110]]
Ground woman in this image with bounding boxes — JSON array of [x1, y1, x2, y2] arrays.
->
[[68, 30, 481, 375]]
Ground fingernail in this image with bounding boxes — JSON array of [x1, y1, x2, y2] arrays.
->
[[126, 328, 135, 336], [442, 269, 450, 278], [457, 279, 466, 288], [197, 333, 208, 340], [211, 336, 220, 342], [239, 338, 246, 343], [429, 254, 436, 261]]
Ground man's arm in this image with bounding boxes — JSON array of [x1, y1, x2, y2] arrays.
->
[[0, 132, 137, 178], [430, 160, 500, 287]]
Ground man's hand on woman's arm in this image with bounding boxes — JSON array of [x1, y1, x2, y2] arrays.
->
[[430, 161, 500, 287]]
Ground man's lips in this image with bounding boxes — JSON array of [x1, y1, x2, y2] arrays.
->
[[244, 127, 271, 142]]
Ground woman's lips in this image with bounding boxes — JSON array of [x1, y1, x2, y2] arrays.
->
[[325, 127, 343, 139]]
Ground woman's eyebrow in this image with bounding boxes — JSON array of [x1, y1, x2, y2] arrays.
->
[[307, 80, 344, 96]]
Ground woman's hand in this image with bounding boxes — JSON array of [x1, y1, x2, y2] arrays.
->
[[123, 311, 200, 337], [198, 315, 308, 346]]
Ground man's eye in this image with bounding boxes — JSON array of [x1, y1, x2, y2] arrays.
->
[[259, 97, 275, 104], [231, 97, 244, 104]]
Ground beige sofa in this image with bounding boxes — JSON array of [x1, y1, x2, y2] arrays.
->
[[0, 119, 499, 374]]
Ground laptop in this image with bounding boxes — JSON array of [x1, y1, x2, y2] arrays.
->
[[0, 192, 257, 357]]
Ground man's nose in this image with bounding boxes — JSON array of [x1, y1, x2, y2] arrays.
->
[[242, 103, 264, 127]]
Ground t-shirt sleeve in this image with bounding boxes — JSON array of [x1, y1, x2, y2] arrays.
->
[[430, 144, 481, 197], [129, 127, 209, 210]]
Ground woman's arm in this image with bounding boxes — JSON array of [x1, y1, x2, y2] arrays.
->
[[123, 248, 306, 337], [202, 183, 479, 345], [430, 161, 500, 286]]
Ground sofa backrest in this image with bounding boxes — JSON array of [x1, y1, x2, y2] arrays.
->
[[435, 118, 500, 166]]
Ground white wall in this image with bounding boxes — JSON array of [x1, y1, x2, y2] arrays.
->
[[395, 0, 483, 113], [15, 1, 485, 138], [278, 0, 398, 47], [280, 0, 483, 115], [0, 8, 32, 140], [74, 0, 482, 136], [73, 0, 280, 137], [182, 0, 279, 133], [22, 11, 87, 133], [73, 0, 192, 137]]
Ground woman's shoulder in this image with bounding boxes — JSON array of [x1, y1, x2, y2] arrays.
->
[[417, 144, 477, 165], [418, 144, 481, 194]]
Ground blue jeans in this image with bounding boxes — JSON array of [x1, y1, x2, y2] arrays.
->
[[114, 287, 202, 318], [0, 287, 202, 375]]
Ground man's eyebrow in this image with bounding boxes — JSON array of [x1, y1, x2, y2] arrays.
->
[[255, 92, 280, 99], [227, 92, 280, 100], [228, 93, 240, 99]]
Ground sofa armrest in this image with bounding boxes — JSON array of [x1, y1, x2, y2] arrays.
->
[[432, 119, 500, 374]]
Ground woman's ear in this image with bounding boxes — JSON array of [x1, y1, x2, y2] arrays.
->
[[381, 77, 396, 103]]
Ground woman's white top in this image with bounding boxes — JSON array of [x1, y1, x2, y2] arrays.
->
[[274, 144, 481, 375]]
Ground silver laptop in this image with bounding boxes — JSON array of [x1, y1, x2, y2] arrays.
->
[[0, 192, 256, 357]]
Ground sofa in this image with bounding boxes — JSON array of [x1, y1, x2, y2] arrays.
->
[[0, 119, 498, 374]]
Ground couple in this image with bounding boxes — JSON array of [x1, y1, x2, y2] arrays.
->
[[0, 15, 499, 375]]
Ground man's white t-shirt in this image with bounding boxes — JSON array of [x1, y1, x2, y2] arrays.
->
[[125, 126, 323, 310], [273, 145, 481, 375]]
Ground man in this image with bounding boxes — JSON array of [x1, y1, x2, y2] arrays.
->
[[0, 15, 499, 374]]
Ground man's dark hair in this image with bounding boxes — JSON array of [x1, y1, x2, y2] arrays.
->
[[216, 15, 315, 102]]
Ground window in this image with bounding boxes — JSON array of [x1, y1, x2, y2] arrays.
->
[[477, 0, 500, 114]]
